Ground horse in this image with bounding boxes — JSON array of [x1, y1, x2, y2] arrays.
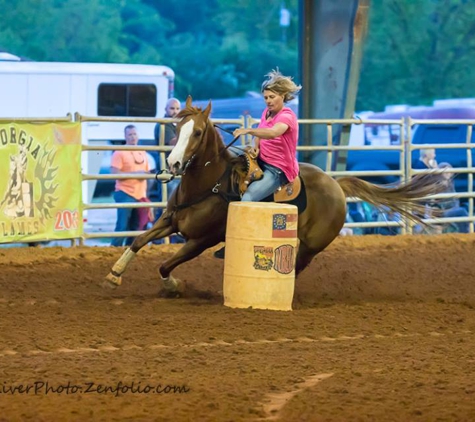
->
[[105, 96, 444, 294]]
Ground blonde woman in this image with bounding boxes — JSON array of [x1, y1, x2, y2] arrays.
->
[[215, 71, 301, 259], [233, 69, 301, 202]]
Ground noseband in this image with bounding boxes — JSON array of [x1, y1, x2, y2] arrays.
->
[[157, 120, 243, 184]]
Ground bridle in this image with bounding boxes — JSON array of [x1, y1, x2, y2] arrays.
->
[[156, 120, 242, 184], [157, 117, 245, 214]]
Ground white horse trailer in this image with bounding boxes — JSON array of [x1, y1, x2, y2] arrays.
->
[[0, 61, 175, 206]]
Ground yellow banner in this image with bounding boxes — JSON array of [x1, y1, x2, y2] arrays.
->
[[0, 122, 82, 243]]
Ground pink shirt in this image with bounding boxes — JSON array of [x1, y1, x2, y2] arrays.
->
[[111, 150, 149, 200], [258, 107, 299, 182]]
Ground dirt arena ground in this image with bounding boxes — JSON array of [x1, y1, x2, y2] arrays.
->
[[1, 234, 475, 421]]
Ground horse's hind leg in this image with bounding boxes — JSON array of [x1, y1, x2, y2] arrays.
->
[[295, 241, 320, 277], [159, 237, 221, 294], [104, 214, 175, 289]]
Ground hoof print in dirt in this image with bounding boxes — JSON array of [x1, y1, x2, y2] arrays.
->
[[158, 289, 183, 299], [101, 279, 119, 290]]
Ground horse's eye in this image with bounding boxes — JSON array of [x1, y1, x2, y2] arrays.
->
[[194, 130, 202, 137]]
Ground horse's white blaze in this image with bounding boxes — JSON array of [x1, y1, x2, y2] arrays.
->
[[167, 119, 194, 171]]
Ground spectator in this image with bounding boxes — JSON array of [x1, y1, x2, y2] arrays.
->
[[162, 97, 181, 199], [375, 206, 401, 236], [436, 162, 469, 233], [154, 97, 181, 147], [151, 98, 184, 243], [150, 98, 182, 213], [413, 148, 437, 170], [110, 125, 152, 247], [348, 201, 374, 235], [412, 148, 439, 233]]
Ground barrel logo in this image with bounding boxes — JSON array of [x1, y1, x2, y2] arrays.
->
[[272, 213, 297, 238], [253, 246, 273, 271], [273, 244, 295, 274]]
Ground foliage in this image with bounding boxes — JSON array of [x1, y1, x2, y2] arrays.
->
[[152, 0, 299, 99], [358, 0, 475, 111], [0, 0, 129, 62]]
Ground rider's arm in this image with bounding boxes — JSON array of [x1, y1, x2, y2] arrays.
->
[[234, 122, 289, 140]]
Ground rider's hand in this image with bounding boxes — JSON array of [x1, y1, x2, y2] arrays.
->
[[249, 147, 259, 158], [233, 128, 248, 138]]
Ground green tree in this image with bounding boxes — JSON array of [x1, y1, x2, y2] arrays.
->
[[211, 0, 299, 97], [145, 0, 298, 99], [358, 0, 475, 111], [119, 0, 174, 63], [0, 0, 175, 63]]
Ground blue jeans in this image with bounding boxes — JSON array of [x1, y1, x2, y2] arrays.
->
[[443, 207, 469, 233], [242, 161, 287, 202], [111, 190, 140, 247]]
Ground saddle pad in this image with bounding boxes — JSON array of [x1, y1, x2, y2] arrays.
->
[[262, 175, 307, 214], [274, 176, 301, 202]]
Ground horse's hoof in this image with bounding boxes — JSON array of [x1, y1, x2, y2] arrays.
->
[[160, 276, 185, 297], [162, 277, 178, 292], [103, 273, 122, 289]]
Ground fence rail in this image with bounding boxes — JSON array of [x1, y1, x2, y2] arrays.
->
[[2, 113, 474, 245]]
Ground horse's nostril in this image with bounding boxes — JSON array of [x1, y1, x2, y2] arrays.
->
[[170, 162, 181, 174]]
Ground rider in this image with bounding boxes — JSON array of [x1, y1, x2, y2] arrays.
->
[[234, 69, 301, 202], [214, 69, 301, 258]]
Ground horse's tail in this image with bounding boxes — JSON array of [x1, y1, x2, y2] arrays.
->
[[337, 174, 445, 224]]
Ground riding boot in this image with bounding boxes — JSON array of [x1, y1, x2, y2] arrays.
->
[[214, 246, 225, 259]]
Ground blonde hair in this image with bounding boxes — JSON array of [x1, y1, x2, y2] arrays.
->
[[419, 148, 435, 159], [261, 69, 302, 102]]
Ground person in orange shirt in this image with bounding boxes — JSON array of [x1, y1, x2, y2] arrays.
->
[[110, 125, 150, 247]]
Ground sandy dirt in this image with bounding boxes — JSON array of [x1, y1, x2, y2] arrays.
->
[[1, 234, 475, 421]]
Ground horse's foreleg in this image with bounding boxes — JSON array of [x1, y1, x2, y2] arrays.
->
[[129, 217, 175, 253], [159, 237, 220, 293], [104, 214, 175, 289], [103, 248, 136, 289]]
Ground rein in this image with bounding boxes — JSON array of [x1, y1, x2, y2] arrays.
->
[[171, 163, 240, 212], [161, 122, 236, 179], [213, 124, 242, 152], [190, 123, 242, 168], [165, 122, 241, 175]]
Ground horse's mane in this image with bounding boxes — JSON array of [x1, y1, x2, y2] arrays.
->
[[176, 106, 204, 119]]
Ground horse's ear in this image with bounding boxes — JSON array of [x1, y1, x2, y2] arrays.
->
[[203, 101, 212, 119], [185, 96, 193, 108]]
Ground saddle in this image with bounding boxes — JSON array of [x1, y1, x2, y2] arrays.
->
[[235, 146, 264, 196], [274, 176, 301, 202], [230, 146, 302, 202]]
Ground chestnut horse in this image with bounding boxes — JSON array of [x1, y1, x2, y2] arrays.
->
[[105, 96, 443, 294]]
